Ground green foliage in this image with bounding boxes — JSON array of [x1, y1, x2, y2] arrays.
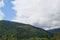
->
[[0, 20, 53, 40]]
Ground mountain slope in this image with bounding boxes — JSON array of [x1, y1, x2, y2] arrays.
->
[[0, 20, 52, 39], [48, 28, 60, 33]]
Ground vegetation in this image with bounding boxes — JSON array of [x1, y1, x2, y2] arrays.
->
[[0, 20, 59, 40]]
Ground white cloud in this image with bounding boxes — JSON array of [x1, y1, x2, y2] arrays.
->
[[0, 0, 4, 7], [11, 0, 60, 30], [0, 10, 4, 20]]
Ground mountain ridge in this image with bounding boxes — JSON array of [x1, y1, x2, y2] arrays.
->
[[48, 28, 60, 33], [0, 20, 53, 39]]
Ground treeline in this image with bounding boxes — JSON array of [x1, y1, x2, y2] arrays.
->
[[0, 34, 17, 40], [0, 33, 60, 40], [0, 32, 60, 40]]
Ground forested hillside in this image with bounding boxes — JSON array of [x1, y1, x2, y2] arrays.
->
[[0, 20, 52, 40]]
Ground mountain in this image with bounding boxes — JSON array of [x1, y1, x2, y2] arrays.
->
[[48, 28, 60, 33], [0, 20, 53, 39]]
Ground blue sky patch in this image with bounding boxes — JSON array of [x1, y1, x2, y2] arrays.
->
[[0, 0, 16, 20]]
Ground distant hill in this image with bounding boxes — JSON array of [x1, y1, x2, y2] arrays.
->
[[48, 28, 60, 33], [0, 20, 52, 39]]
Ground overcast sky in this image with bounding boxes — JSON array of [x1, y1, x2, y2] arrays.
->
[[0, 0, 60, 30]]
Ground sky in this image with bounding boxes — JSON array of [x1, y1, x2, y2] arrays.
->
[[0, 0, 60, 30], [0, 0, 16, 20]]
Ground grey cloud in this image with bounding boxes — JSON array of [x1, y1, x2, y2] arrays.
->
[[12, 0, 60, 30]]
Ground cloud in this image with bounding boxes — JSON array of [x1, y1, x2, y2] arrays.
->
[[0, 10, 4, 20], [11, 0, 60, 30], [0, 0, 4, 7]]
